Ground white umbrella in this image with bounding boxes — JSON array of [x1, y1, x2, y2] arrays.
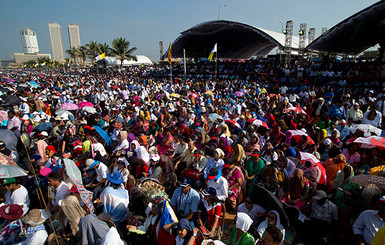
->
[[82, 106, 97, 114], [350, 124, 381, 137], [0, 165, 27, 178], [55, 110, 74, 119]]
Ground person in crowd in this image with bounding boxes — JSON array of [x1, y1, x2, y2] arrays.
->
[[22, 209, 49, 245], [197, 187, 222, 239], [207, 168, 229, 202], [257, 210, 285, 242], [175, 218, 199, 245], [170, 177, 200, 221], [0, 177, 30, 216], [0, 204, 25, 244], [237, 196, 266, 224], [47, 172, 69, 211], [222, 160, 244, 211]]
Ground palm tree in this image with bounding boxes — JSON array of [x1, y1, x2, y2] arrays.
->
[[98, 42, 111, 56], [66, 47, 79, 65], [78, 46, 87, 67], [110, 38, 137, 68], [85, 41, 99, 65], [23, 60, 37, 68]]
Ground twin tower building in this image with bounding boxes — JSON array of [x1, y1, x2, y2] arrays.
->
[[19, 23, 81, 63]]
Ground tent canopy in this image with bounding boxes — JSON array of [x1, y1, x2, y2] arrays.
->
[[307, 1, 385, 55], [167, 20, 304, 59], [103, 55, 153, 66]]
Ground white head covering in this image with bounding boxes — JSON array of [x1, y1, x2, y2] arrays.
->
[[214, 148, 225, 158], [236, 212, 253, 233], [136, 146, 150, 164]]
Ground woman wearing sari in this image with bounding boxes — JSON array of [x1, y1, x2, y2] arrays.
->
[[156, 128, 174, 156], [324, 154, 346, 187], [282, 169, 313, 210], [219, 137, 232, 159], [244, 135, 260, 157], [222, 160, 245, 211], [330, 165, 361, 211]]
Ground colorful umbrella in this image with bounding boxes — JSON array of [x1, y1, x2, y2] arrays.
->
[[283, 105, 307, 115], [60, 103, 79, 110], [82, 106, 97, 114], [93, 126, 112, 146], [78, 101, 94, 109], [62, 159, 94, 214], [225, 119, 241, 128], [0, 110, 8, 123], [247, 118, 268, 128], [0, 152, 17, 166], [234, 91, 244, 97], [299, 152, 327, 185], [350, 174, 385, 190], [287, 130, 315, 145], [350, 124, 381, 137], [346, 136, 385, 150], [0, 165, 27, 178], [170, 93, 180, 98]]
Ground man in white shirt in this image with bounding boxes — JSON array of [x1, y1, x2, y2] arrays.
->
[[47, 172, 69, 208], [237, 196, 266, 223], [207, 168, 229, 202], [0, 177, 30, 215], [84, 159, 108, 193]]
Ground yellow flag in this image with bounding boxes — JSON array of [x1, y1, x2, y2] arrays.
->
[[69, 58, 71, 63], [100, 53, 106, 59], [208, 43, 217, 62], [168, 42, 172, 64]]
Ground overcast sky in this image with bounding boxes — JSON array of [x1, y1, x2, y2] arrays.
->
[[0, 0, 379, 61]]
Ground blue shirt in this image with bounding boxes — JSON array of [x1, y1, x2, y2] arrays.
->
[[204, 158, 225, 178], [170, 187, 200, 218]]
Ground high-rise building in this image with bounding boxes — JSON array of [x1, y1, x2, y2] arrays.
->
[[68, 24, 81, 48], [20, 28, 39, 53], [48, 22, 65, 62]]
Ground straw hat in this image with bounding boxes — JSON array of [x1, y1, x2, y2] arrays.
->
[[23, 209, 48, 226]]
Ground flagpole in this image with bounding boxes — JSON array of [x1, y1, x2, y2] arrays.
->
[[183, 49, 187, 83], [170, 62, 172, 82], [215, 45, 218, 80]]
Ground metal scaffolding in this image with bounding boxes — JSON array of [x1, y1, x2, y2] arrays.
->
[[298, 23, 307, 60], [284, 20, 293, 67]]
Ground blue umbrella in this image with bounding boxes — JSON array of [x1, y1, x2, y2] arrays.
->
[[0, 129, 18, 150], [33, 122, 53, 132], [93, 126, 111, 146]]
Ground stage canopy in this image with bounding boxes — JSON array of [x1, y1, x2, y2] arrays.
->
[[307, 1, 385, 55], [167, 20, 302, 59]]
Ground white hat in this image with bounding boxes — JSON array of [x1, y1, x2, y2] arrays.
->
[[39, 131, 48, 137], [323, 138, 332, 146], [150, 154, 160, 162], [21, 115, 29, 121]]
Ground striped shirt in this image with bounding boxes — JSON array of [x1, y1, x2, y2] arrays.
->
[[352, 210, 385, 245]]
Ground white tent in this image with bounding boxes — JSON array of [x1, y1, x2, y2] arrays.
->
[[104, 55, 153, 66]]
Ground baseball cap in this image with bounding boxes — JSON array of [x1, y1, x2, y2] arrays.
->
[[380, 196, 385, 202], [150, 154, 160, 162], [38, 131, 48, 137], [202, 187, 217, 197], [180, 177, 191, 187], [208, 168, 220, 180], [3, 178, 16, 185], [341, 119, 346, 124], [252, 149, 260, 157], [313, 190, 327, 200], [194, 149, 202, 157], [46, 145, 56, 153]]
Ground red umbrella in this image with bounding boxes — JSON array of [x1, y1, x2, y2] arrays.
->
[[225, 119, 241, 128], [78, 101, 94, 109], [299, 152, 326, 185], [247, 118, 268, 128], [346, 136, 385, 150], [287, 130, 315, 145], [283, 105, 307, 115]]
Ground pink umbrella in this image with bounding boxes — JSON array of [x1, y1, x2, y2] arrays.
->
[[346, 136, 385, 150], [78, 101, 94, 109], [234, 91, 244, 97], [60, 103, 79, 111], [0, 111, 8, 123], [247, 118, 268, 128], [299, 152, 327, 185], [287, 130, 315, 145], [0, 152, 17, 166]]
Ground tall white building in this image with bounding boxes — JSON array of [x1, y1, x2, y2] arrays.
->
[[48, 22, 65, 62], [68, 24, 81, 48], [20, 28, 39, 53]]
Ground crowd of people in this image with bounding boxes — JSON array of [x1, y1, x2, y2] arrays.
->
[[0, 59, 385, 245]]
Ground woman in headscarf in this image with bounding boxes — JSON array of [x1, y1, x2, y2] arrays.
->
[[230, 144, 245, 165], [61, 194, 87, 240], [219, 137, 232, 159], [219, 123, 231, 138], [328, 129, 340, 145], [222, 160, 245, 211], [245, 149, 266, 185], [324, 154, 346, 187], [196, 130, 210, 151], [342, 143, 361, 168], [112, 131, 129, 154], [227, 212, 256, 245], [244, 134, 260, 157], [136, 145, 150, 165], [330, 165, 361, 211], [300, 160, 318, 185], [257, 210, 285, 243], [282, 169, 313, 210], [174, 218, 198, 245]]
